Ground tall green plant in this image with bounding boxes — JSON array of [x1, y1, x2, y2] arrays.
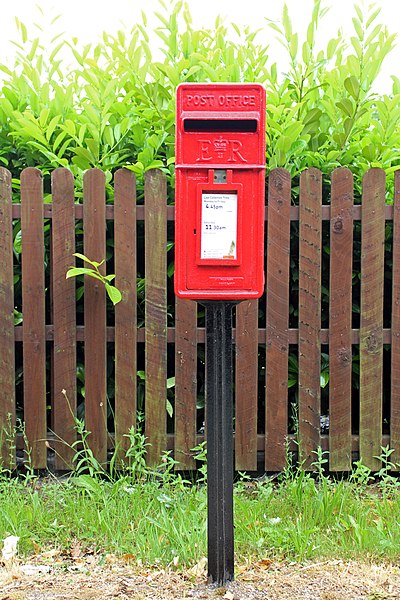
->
[[1, 1, 398, 193]]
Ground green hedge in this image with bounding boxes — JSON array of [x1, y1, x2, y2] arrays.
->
[[0, 0, 399, 199]]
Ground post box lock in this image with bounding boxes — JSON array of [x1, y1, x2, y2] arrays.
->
[[175, 83, 266, 300]]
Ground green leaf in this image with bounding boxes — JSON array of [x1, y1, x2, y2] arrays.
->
[[344, 76, 360, 100], [336, 98, 354, 117], [320, 372, 329, 388], [73, 253, 103, 267], [366, 7, 381, 28], [351, 36, 362, 58], [46, 115, 61, 141], [289, 32, 298, 60], [14, 309, 23, 326], [365, 24, 382, 46], [344, 117, 354, 138], [302, 42, 311, 65], [354, 4, 363, 22], [282, 3, 292, 40], [105, 283, 122, 305], [63, 119, 76, 136], [52, 131, 68, 153], [0, 65, 13, 76], [352, 17, 364, 41], [71, 147, 95, 169], [66, 267, 104, 281], [166, 399, 173, 418], [28, 38, 40, 61], [303, 108, 322, 126], [267, 21, 283, 35], [167, 376, 175, 389], [13, 230, 22, 255], [144, 160, 164, 171]]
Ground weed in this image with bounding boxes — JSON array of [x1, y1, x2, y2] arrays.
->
[[118, 420, 149, 482], [311, 447, 329, 482], [16, 419, 36, 484], [191, 441, 207, 484], [0, 414, 16, 477], [349, 459, 374, 490], [374, 445, 400, 495], [70, 417, 105, 479]]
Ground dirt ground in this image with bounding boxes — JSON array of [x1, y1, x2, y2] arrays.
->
[[1, 556, 400, 599]]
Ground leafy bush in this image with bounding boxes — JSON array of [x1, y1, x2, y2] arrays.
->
[[0, 0, 399, 197]]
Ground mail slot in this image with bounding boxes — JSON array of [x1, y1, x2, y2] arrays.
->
[[174, 83, 266, 300]]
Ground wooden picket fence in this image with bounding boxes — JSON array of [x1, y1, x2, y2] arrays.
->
[[0, 165, 399, 472]]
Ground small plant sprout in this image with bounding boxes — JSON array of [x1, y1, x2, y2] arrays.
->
[[66, 253, 122, 305]]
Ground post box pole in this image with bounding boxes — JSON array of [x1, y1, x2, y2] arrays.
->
[[203, 300, 236, 585]]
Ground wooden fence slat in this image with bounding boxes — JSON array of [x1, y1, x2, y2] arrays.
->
[[329, 167, 353, 471], [145, 170, 167, 466], [114, 169, 137, 461], [391, 171, 400, 463], [0, 167, 15, 468], [265, 168, 291, 471], [174, 298, 197, 470], [235, 299, 259, 471], [83, 169, 107, 466], [298, 168, 322, 469], [360, 168, 386, 470], [21, 168, 47, 468], [51, 168, 77, 469]]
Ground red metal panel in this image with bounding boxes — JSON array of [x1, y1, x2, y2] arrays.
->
[[175, 83, 266, 300]]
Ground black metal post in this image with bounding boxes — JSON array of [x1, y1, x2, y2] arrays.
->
[[203, 301, 235, 585]]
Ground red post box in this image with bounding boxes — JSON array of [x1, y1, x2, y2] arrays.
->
[[174, 83, 266, 300]]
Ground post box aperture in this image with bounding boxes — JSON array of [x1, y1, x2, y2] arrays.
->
[[175, 83, 266, 300]]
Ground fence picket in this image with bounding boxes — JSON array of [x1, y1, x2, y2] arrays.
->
[[298, 168, 322, 468], [0, 168, 15, 468], [360, 169, 386, 470], [145, 170, 167, 466], [392, 171, 400, 464], [83, 169, 107, 466], [21, 168, 47, 468], [265, 168, 291, 471], [51, 168, 77, 469], [175, 298, 197, 470], [329, 168, 353, 471], [114, 169, 137, 462], [236, 299, 259, 471]]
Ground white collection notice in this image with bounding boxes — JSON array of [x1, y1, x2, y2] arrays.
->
[[201, 193, 238, 260]]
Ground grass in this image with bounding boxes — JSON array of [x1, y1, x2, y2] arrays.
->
[[1, 419, 400, 568], [1, 454, 400, 567]]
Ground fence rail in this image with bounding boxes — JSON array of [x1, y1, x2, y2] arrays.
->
[[0, 165, 399, 472]]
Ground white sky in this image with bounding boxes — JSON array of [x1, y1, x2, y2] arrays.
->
[[0, 0, 399, 93]]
